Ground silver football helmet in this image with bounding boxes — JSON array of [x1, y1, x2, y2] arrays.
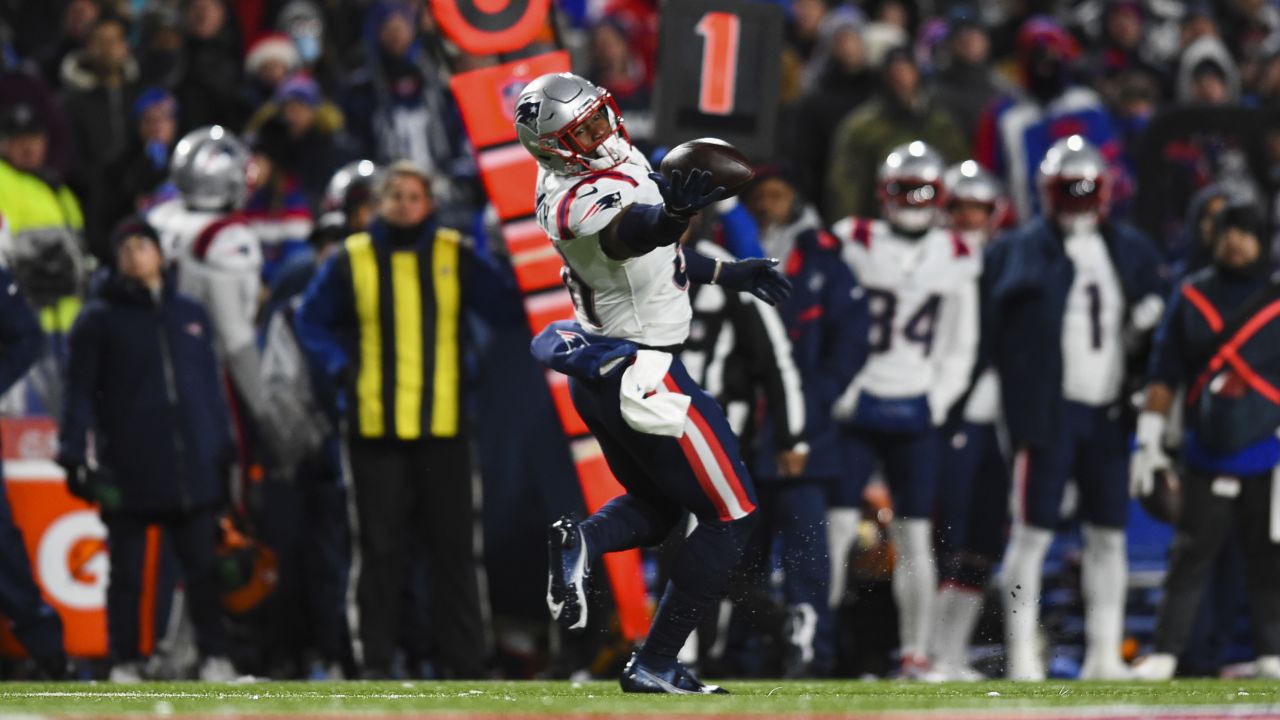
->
[[323, 159, 380, 213], [944, 160, 1007, 240], [515, 72, 632, 175], [944, 160, 1003, 206], [170, 126, 250, 212], [1037, 134, 1109, 228], [878, 141, 945, 233]]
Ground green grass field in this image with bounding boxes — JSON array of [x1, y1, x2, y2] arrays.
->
[[1, 680, 1279, 718]]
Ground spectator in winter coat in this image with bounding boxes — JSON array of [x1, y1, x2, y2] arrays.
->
[[785, 9, 874, 217], [1175, 36, 1241, 105], [242, 33, 302, 114], [245, 74, 358, 212], [243, 127, 316, 284], [60, 14, 140, 256], [340, 2, 469, 181], [173, 0, 247, 133], [824, 47, 967, 221], [587, 19, 652, 139], [1086, 0, 1167, 106], [0, 24, 79, 179], [102, 88, 179, 224], [58, 217, 237, 682], [135, 7, 184, 88], [930, 8, 1008, 144], [974, 17, 1128, 221], [37, 0, 99, 89]]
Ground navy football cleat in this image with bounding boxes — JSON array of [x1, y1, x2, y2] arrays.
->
[[547, 516, 589, 633], [619, 654, 728, 694]]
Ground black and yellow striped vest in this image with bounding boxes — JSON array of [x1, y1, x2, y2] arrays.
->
[[345, 227, 463, 440]]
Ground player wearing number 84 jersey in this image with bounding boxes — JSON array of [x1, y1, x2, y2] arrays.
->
[[827, 141, 981, 680]]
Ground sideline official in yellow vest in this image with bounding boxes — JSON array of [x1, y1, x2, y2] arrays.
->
[[294, 161, 513, 679], [0, 103, 87, 418]]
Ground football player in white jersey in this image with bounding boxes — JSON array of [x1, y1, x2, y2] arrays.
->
[[930, 161, 1009, 681], [829, 141, 977, 676], [147, 126, 295, 466], [984, 136, 1167, 680], [516, 72, 791, 694], [829, 142, 981, 679]]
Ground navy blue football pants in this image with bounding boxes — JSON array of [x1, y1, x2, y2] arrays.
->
[[1012, 401, 1129, 530], [936, 421, 1009, 589], [831, 424, 939, 518], [569, 355, 758, 665]]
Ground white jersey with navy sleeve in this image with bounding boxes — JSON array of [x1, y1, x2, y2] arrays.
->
[[535, 152, 692, 347], [831, 218, 981, 425]]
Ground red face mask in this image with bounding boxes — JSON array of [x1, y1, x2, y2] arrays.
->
[[549, 93, 631, 171]]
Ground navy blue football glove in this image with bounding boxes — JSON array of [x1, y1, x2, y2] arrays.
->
[[717, 258, 793, 306], [648, 169, 726, 221]]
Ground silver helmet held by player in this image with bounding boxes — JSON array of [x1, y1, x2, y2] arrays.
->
[[878, 141, 946, 233], [170, 125, 250, 212], [1037, 134, 1109, 230], [515, 72, 632, 175]]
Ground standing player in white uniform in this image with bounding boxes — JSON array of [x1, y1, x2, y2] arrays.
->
[[829, 142, 981, 679], [147, 126, 295, 466], [930, 161, 1009, 681], [515, 72, 792, 694], [984, 136, 1167, 680]]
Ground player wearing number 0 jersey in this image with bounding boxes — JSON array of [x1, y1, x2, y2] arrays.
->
[[517, 72, 792, 695], [984, 136, 1167, 681], [828, 142, 981, 680]]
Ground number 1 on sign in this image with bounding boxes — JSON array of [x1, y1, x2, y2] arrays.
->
[[695, 12, 740, 116]]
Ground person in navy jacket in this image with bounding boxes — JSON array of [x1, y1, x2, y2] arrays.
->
[[0, 264, 67, 678], [738, 170, 867, 677], [58, 217, 236, 682], [983, 137, 1167, 680], [1131, 202, 1280, 680]]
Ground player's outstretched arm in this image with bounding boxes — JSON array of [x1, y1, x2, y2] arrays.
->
[[599, 169, 725, 260], [684, 250, 793, 306]]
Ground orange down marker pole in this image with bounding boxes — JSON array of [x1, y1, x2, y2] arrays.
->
[[451, 54, 652, 642]]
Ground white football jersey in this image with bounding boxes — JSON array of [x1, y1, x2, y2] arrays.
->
[[1060, 230, 1125, 406], [535, 151, 691, 347], [147, 198, 262, 356], [831, 218, 981, 424]]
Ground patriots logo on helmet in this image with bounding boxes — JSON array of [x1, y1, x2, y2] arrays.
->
[[515, 98, 541, 127], [555, 328, 590, 351]]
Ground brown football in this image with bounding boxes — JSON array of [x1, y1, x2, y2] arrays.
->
[[659, 138, 755, 198]]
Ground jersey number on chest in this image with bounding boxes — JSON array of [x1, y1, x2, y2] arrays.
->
[[865, 289, 942, 356], [556, 246, 688, 327]]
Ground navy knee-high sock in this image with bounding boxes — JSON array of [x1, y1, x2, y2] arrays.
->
[[580, 495, 675, 561], [638, 513, 757, 670]]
